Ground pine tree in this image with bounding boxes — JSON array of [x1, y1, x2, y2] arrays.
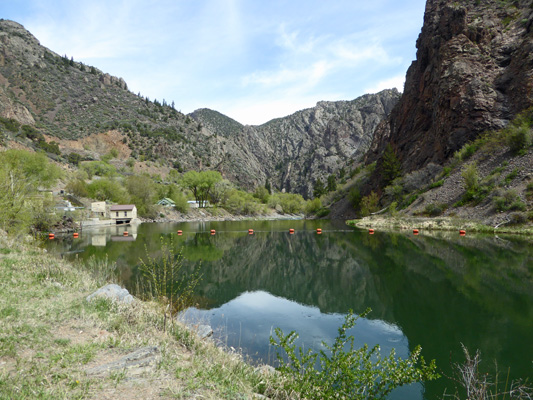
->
[[327, 174, 337, 192], [381, 144, 402, 185], [313, 178, 326, 198]]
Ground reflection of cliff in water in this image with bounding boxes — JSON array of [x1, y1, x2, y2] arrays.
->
[[178, 230, 531, 323], [171, 229, 532, 396]]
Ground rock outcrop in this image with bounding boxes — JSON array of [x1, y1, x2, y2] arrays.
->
[[367, 0, 533, 175], [191, 90, 400, 197]]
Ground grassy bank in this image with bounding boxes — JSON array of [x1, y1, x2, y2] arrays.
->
[[347, 215, 533, 235], [0, 232, 284, 399]]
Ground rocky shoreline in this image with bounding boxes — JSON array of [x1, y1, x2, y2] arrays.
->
[[141, 207, 304, 223], [348, 215, 533, 235]]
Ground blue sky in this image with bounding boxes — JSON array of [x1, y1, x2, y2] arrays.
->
[[2, 0, 426, 125]]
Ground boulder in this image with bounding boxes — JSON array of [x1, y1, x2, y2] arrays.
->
[[86, 284, 134, 304]]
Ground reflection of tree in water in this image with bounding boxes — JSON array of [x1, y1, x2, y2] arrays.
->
[[181, 234, 224, 262]]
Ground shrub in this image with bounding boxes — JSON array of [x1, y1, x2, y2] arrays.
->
[[253, 186, 270, 204], [360, 191, 379, 217], [389, 201, 398, 217], [268, 193, 305, 214], [454, 142, 478, 162], [169, 190, 189, 213], [492, 189, 524, 212], [428, 179, 444, 189], [86, 179, 128, 203], [509, 212, 528, 225], [507, 124, 531, 154], [223, 190, 263, 215], [424, 203, 446, 217], [526, 182, 533, 200], [444, 345, 533, 400], [270, 309, 439, 400], [462, 162, 479, 192], [384, 179, 404, 203], [139, 237, 201, 314], [503, 168, 519, 185], [67, 152, 82, 166], [66, 179, 89, 198], [349, 187, 362, 209], [81, 161, 117, 178], [304, 198, 322, 216]]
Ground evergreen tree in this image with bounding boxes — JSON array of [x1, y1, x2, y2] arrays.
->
[[265, 179, 272, 194], [313, 178, 326, 198], [381, 144, 402, 185], [327, 174, 337, 192]]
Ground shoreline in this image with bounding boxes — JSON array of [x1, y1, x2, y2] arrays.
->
[[347, 215, 533, 236]]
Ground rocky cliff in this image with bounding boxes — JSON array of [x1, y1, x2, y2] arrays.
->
[[191, 90, 399, 196], [367, 0, 533, 176], [0, 19, 399, 197]]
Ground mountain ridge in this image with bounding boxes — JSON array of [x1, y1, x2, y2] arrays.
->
[[0, 18, 399, 197]]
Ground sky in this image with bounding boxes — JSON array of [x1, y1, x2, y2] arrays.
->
[[2, 0, 427, 125]]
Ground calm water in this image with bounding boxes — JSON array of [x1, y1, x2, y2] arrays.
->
[[45, 220, 533, 399]]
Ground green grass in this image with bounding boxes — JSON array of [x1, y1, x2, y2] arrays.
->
[[0, 234, 281, 399]]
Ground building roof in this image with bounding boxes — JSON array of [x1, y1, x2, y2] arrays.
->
[[110, 204, 136, 211], [157, 198, 176, 205]]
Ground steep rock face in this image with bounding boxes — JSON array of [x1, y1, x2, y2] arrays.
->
[[367, 0, 533, 174], [192, 90, 400, 197]]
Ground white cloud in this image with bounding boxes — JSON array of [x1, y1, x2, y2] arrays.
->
[[365, 74, 406, 94], [7, 0, 426, 124]]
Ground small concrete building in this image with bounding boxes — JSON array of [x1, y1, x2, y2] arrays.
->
[[109, 205, 137, 224], [91, 201, 106, 217]]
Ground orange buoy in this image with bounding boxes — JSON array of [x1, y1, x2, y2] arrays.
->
[[123, 231, 128, 237], [413, 229, 419, 235], [459, 230, 466, 236], [248, 229, 254, 235], [48, 233, 55, 240], [177, 230, 183, 235], [316, 228, 322, 234], [210, 229, 216, 235], [289, 228, 295, 234], [368, 229, 374, 234], [73, 232, 79, 238]]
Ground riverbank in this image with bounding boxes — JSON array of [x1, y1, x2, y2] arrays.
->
[[142, 206, 304, 223], [0, 231, 284, 399], [347, 215, 533, 235]]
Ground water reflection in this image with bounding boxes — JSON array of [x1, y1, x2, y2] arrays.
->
[[180, 290, 422, 400], [45, 220, 533, 400]]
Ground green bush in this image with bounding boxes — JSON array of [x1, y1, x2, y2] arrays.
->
[[223, 190, 264, 215], [253, 186, 270, 204], [424, 203, 446, 217], [66, 179, 89, 198], [81, 161, 117, 178], [462, 162, 479, 192], [454, 142, 478, 162], [86, 179, 128, 203], [304, 198, 322, 216], [349, 187, 363, 209], [0, 150, 61, 233], [268, 193, 305, 214], [509, 212, 528, 225], [507, 124, 531, 155], [270, 309, 439, 400], [169, 190, 189, 213], [360, 191, 379, 217], [492, 189, 524, 212]]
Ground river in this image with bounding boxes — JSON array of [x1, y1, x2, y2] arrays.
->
[[44, 219, 533, 399]]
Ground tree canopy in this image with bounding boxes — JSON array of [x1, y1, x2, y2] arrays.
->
[[180, 170, 222, 207]]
